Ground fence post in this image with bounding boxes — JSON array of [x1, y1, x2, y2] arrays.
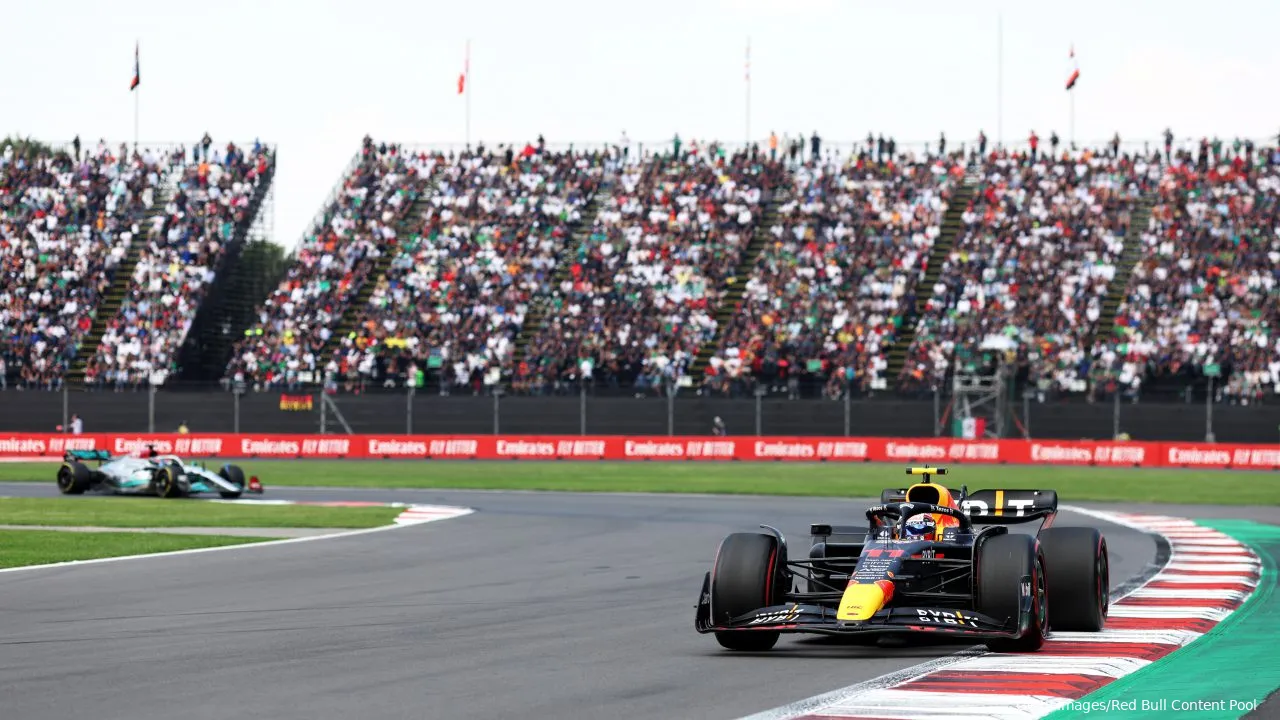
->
[[493, 388, 504, 435], [233, 388, 241, 433], [1112, 390, 1120, 440], [320, 392, 328, 435], [406, 386, 415, 435], [62, 383, 69, 431], [1205, 375, 1215, 442], [1023, 392, 1031, 439], [843, 381, 851, 436], [148, 384, 156, 433], [579, 383, 587, 436], [666, 380, 675, 436], [933, 388, 941, 437], [755, 386, 766, 436]]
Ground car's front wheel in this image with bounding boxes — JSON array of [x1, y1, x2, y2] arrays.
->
[[710, 532, 786, 651], [218, 464, 246, 499], [977, 533, 1047, 653]]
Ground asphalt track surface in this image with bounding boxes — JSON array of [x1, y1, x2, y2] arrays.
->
[[0, 482, 1270, 720]]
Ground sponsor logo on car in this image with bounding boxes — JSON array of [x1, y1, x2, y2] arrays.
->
[[748, 605, 801, 625], [915, 609, 978, 627]]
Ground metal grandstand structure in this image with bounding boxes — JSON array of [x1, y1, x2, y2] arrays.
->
[[948, 337, 1022, 440]]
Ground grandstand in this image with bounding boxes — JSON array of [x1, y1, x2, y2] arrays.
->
[[3, 135, 1276, 409]]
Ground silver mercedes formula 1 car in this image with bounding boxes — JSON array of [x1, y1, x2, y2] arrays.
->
[[56, 447, 263, 499]]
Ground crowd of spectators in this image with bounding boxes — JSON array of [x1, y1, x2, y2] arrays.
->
[[225, 140, 437, 389], [0, 140, 164, 389], [515, 147, 786, 394], [1095, 148, 1280, 403], [329, 146, 607, 393], [85, 141, 274, 388], [900, 150, 1160, 395], [702, 154, 960, 398]]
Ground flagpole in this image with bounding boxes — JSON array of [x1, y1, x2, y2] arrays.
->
[[745, 37, 752, 147], [1070, 89, 1075, 150], [996, 13, 1003, 149], [134, 40, 140, 154], [465, 39, 472, 149]]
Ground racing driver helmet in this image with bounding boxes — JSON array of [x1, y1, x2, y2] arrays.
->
[[903, 513, 937, 540]]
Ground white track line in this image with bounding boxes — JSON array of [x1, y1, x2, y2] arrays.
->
[[0, 504, 473, 575]]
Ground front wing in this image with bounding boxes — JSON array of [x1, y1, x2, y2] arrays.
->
[[697, 602, 1022, 640], [695, 578, 1035, 641]]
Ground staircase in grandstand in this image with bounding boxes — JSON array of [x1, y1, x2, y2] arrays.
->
[[689, 190, 783, 381], [512, 180, 614, 366], [884, 177, 978, 381], [324, 167, 444, 359], [1090, 193, 1156, 351], [67, 183, 174, 386]]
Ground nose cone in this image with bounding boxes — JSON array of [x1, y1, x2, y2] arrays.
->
[[837, 579, 896, 621]]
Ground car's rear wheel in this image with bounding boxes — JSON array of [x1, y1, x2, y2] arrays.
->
[[1039, 527, 1109, 631], [57, 461, 92, 495], [218, 464, 246, 499], [710, 532, 785, 651], [154, 462, 187, 499], [976, 533, 1047, 652]]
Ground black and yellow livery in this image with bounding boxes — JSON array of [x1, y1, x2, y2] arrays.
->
[[694, 467, 1110, 653]]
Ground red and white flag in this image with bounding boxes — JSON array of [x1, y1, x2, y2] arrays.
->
[[458, 41, 469, 95], [130, 41, 140, 91], [1065, 44, 1079, 91]]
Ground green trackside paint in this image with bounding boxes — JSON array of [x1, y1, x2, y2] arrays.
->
[[1044, 520, 1279, 720]]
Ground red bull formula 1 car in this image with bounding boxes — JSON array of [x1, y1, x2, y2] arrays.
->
[[694, 467, 1109, 652]]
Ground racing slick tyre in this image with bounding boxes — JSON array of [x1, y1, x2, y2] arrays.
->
[[154, 462, 187, 499], [710, 532, 786, 651], [218, 464, 246, 499], [976, 533, 1047, 653], [57, 461, 92, 495], [1039, 527, 1109, 632]]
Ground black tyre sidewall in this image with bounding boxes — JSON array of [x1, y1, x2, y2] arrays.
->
[[57, 462, 91, 494], [710, 533, 784, 624], [710, 533, 784, 651], [1040, 526, 1108, 631], [156, 463, 186, 498], [218, 465, 246, 499], [977, 533, 1047, 652]]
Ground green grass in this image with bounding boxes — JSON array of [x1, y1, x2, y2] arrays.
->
[[1, 460, 1277, 504], [0, 497, 402, 529], [0, 529, 274, 569]]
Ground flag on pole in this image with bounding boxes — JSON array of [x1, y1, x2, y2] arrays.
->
[[458, 41, 469, 95], [745, 38, 751, 82], [1065, 45, 1079, 90], [953, 417, 986, 439], [130, 42, 140, 91]]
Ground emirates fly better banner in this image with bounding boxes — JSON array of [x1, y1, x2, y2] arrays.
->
[[4, 433, 1279, 469]]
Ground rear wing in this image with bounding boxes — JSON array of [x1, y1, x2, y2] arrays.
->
[[66, 449, 112, 462], [959, 489, 1058, 524]]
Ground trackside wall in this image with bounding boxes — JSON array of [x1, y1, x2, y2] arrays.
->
[[9, 432, 1280, 470]]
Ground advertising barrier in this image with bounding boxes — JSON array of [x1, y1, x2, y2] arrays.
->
[[3, 432, 1278, 469]]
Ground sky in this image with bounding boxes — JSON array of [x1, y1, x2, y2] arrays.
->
[[4, 0, 1279, 252]]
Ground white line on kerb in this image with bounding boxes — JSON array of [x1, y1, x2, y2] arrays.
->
[[0, 505, 473, 575]]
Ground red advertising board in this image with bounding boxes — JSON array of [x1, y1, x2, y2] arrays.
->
[[2, 432, 1276, 469]]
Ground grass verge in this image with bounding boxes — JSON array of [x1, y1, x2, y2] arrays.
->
[[0, 529, 274, 569], [0, 497, 402, 528], [1, 461, 1276, 504]]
